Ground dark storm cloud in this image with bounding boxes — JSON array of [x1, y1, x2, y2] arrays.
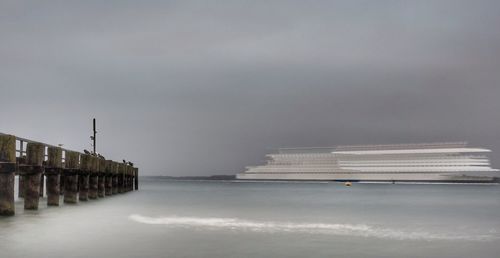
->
[[1, 0, 500, 175]]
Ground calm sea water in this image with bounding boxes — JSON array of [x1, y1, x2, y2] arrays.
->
[[1, 177, 500, 258]]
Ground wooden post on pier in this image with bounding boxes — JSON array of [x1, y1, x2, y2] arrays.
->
[[89, 156, 98, 199], [134, 167, 139, 190], [63, 151, 79, 204], [79, 154, 91, 201], [112, 162, 119, 194], [0, 135, 17, 216], [46, 147, 62, 206], [98, 158, 106, 197], [105, 160, 113, 195], [19, 143, 45, 210]]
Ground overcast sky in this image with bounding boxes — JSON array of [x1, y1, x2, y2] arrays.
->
[[1, 0, 499, 176]]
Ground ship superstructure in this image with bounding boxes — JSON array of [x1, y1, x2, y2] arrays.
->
[[237, 142, 499, 182]]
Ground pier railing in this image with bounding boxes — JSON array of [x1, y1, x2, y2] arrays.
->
[[0, 133, 138, 216]]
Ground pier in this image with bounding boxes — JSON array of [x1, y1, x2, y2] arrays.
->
[[0, 133, 138, 216]]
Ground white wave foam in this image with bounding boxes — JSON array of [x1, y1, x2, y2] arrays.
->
[[128, 214, 496, 241]]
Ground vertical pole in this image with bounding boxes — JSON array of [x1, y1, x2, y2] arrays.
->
[[46, 147, 62, 206], [63, 151, 79, 204], [0, 135, 17, 216], [93, 118, 96, 154], [23, 142, 45, 210]]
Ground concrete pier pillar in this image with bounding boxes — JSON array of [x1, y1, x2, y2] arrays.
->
[[89, 156, 98, 199], [46, 147, 62, 206], [20, 143, 45, 210], [0, 135, 17, 216], [134, 168, 138, 190], [105, 160, 113, 195], [16, 157, 26, 198], [63, 151, 79, 204], [118, 163, 125, 193], [98, 158, 106, 197], [59, 174, 65, 195], [18, 176, 24, 198], [124, 165, 130, 192], [78, 154, 91, 201], [112, 162, 119, 194], [39, 174, 45, 197]]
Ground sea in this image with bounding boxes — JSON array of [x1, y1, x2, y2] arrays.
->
[[1, 177, 500, 258]]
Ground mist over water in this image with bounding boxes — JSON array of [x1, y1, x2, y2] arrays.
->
[[1, 178, 500, 258]]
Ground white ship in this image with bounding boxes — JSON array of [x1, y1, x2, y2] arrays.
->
[[237, 142, 500, 183]]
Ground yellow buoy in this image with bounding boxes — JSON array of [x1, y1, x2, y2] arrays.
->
[[344, 182, 352, 187]]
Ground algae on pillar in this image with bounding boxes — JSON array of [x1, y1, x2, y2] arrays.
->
[[46, 147, 63, 206], [0, 135, 17, 216], [20, 142, 45, 210], [63, 151, 79, 204]]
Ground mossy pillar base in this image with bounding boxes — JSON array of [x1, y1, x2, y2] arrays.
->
[[46, 173, 60, 206], [105, 175, 112, 195], [39, 174, 45, 197], [78, 174, 89, 201], [64, 174, 78, 204], [98, 175, 105, 197], [24, 172, 41, 210], [18, 176, 24, 198], [112, 176, 118, 194], [89, 175, 98, 199], [0, 172, 15, 216], [59, 174, 65, 195]]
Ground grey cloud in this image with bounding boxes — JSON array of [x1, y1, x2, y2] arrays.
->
[[1, 0, 499, 175]]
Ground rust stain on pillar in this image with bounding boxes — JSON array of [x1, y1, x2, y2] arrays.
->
[[89, 156, 98, 199], [63, 151, 79, 204], [0, 135, 17, 216], [20, 142, 45, 210], [46, 147, 62, 206], [98, 158, 106, 197], [79, 154, 91, 201]]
